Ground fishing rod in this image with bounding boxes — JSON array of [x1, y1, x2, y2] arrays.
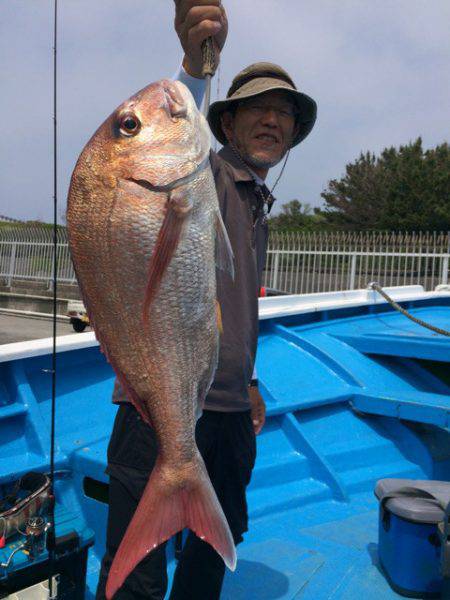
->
[[201, 37, 216, 117], [174, 35, 217, 563], [47, 0, 58, 596]]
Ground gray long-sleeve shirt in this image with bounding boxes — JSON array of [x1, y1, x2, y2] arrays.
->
[[204, 146, 269, 412]]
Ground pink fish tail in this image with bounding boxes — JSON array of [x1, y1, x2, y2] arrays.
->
[[105, 456, 236, 599]]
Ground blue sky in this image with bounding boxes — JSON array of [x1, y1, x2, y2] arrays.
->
[[1, 0, 449, 222]]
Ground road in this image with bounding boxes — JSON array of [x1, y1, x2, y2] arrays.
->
[[0, 313, 77, 345]]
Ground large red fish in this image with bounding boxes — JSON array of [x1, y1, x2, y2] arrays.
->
[[67, 79, 235, 598]]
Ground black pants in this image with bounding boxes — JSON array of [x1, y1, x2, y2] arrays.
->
[[96, 404, 256, 600]]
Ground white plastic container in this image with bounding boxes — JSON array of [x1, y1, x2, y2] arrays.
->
[[7, 577, 58, 600]]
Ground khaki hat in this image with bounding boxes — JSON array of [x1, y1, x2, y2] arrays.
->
[[207, 62, 317, 147]]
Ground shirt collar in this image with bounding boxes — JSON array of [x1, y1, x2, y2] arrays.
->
[[218, 144, 263, 184]]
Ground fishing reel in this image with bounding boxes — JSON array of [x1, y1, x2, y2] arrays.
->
[[0, 472, 52, 572], [0, 515, 51, 570], [25, 516, 50, 560]]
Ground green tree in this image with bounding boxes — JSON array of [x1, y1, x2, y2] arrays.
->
[[320, 138, 450, 230], [269, 199, 326, 231]]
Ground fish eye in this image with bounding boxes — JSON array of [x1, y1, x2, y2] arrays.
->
[[119, 114, 141, 136]]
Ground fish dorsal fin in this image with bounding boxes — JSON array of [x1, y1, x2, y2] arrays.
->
[[215, 210, 234, 280], [142, 190, 193, 326]]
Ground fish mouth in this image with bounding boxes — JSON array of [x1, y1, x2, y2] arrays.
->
[[124, 176, 177, 198], [124, 154, 210, 194], [161, 80, 188, 120], [125, 178, 157, 193]]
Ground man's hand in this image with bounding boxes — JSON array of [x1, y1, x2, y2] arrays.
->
[[174, 0, 228, 78], [249, 386, 266, 435]]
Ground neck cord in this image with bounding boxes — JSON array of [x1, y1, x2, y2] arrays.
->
[[227, 141, 290, 222]]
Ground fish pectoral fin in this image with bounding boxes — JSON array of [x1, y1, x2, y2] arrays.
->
[[142, 190, 192, 325], [105, 456, 236, 600], [215, 209, 235, 280]]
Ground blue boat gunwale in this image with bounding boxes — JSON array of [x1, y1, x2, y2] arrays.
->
[[1, 284, 449, 366]]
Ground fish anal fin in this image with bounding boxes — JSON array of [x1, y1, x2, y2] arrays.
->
[[105, 456, 236, 599], [112, 371, 153, 427], [215, 210, 234, 280], [142, 190, 192, 326]]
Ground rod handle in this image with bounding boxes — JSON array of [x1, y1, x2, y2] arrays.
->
[[201, 36, 216, 78]]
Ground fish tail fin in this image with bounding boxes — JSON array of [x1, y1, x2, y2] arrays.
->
[[105, 455, 236, 599]]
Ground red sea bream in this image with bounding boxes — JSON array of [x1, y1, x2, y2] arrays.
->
[[66, 79, 235, 598]]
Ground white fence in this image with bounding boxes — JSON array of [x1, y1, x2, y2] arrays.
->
[[263, 231, 450, 294], [0, 227, 449, 294], [0, 226, 75, 286]]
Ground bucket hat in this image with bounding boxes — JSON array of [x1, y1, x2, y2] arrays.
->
[[207, 62, 317, 147]]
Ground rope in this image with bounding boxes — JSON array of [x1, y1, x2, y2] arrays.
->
[[369, 282, 450, 337]]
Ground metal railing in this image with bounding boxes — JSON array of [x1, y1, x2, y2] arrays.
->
[[1, 226, 449, 294], [263, 231, 450, 294], [0, 226, 75, 286]]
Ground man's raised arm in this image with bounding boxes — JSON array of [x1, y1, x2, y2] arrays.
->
[[173, 0, 228, 109]]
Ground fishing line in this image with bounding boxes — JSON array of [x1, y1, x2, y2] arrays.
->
[[214, 62, 221, 153], [47, 0, 58, 596]]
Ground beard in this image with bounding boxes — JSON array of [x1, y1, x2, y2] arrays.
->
[[235, 140, 287, 171]]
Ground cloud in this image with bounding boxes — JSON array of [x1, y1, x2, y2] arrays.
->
[[1, 0, 449, 221]]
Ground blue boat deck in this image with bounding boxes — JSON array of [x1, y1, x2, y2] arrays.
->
[[1, 291, 450, 598]]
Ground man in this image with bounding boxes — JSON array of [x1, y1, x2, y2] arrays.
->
[[96, 2, 316, 598]]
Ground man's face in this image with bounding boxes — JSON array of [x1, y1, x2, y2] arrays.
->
[[220, 90, 298, 175]]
